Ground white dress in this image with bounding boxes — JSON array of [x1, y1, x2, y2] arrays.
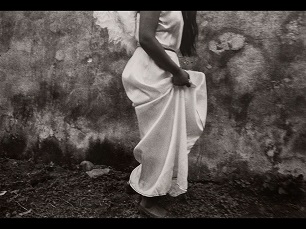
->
[[122, 11, 207, 197]]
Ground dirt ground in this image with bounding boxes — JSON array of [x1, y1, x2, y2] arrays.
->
[[0, 157, 306, 218]]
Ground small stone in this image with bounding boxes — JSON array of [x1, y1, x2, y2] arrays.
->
[[229, 34, 246, 50], [209, 40, 223, 55], [266, 149, 274, 157], [86, 168, 110, 178], [80, 161, 94, 171], [55, 50, 65, 61], [0, 191, 7, 196], [49, 22, 59, 33]]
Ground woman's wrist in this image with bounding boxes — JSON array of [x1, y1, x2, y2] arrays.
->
[[171, 67, 183, 77]]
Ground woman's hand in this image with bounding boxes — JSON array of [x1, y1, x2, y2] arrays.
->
[[172, 68, 191, 87]]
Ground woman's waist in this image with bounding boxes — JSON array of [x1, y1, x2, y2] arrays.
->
[[136, 43, 178, 54], [123, 46, 179, 78]]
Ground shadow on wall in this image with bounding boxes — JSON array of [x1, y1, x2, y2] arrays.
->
[[85, 137, 136, 172]]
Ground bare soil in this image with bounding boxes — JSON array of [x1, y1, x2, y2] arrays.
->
[[0, 157, 306, 218]]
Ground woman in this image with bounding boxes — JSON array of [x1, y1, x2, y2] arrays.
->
[[122, 11, 207, 218]]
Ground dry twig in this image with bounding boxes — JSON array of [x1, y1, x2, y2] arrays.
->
[[59, 197, 74, 207]]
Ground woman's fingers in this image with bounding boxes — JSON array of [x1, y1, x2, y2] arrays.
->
[[172, 69, 192, 87], [172, 78, 191, 87]]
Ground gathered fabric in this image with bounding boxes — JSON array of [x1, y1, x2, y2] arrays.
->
[[122, 11, 207, 197]]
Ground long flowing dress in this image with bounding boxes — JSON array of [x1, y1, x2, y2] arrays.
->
[[122, 11, 207, 197]]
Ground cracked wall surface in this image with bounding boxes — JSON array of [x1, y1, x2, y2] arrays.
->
[[0, 11, 305, 181]]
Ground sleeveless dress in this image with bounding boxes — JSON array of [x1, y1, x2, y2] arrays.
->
[[122, 11, 207, 197]]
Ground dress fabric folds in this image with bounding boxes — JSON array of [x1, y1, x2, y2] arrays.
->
[[122, 11, 207, 197]]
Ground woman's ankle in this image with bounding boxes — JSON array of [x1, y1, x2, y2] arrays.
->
[[141, 196, 159, 208]]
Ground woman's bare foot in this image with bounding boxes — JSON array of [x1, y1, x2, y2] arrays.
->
[[139, 196, 168, 218]]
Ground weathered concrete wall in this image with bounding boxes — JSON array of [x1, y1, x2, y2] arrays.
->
[[0, 11, 305, 182]]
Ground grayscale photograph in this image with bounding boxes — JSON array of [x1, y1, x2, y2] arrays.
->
[[0, 11, 305, 219]]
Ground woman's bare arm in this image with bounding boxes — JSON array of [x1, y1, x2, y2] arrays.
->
[[138, 11, 191, 87]]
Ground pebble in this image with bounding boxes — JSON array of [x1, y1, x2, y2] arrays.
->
[[80, 161, 94, 171], [86, 168, 110, 178]]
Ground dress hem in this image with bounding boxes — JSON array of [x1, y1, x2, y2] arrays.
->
[[128, 181, 187, 197]]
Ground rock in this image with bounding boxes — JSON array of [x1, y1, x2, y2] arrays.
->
[[80, 161, 94, 171], [206, 64, 212, 69], [209, 32, 246, 54], [0, 191, 7, 196], [86, 168, 110, 178], [55, 50, 65, 61], [266, 149, 275, 157], [283, 78, 291, 83]]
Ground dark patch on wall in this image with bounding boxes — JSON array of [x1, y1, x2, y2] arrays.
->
[[229, 93, 254, 128], [11, 94, 34, 123], [33, 79, 66, 111], [278, 12, 305, 63], [66, 104, 86, 122], [269, 62, 289, 85], [105, 79, 135, 120], [294, 95, 306, 115], [0, 12, 15, 53], [34, 136, 63, 165], [272, 106, 294, 146], [282, 123, 294, 146], [85, 137, 135, 171], [41, 30, 62, 66], [0, 70, 6, 82], [293, 128, 306, 155], [0, 132, 27, 160], [218, 50, 240, 68], [34, 81, 50, 110], [279, 40, 304, 63], [49, 82, 64, 102]]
